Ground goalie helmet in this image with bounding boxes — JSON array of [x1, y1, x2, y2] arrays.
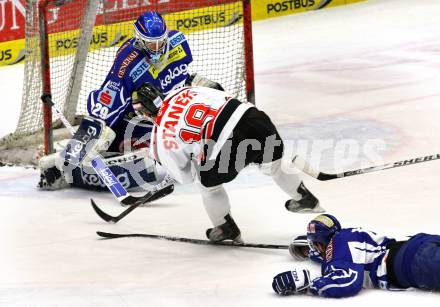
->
[[133, 83, 165, 117], [133, 11, 169, 64], [306, 214, 341, 256]]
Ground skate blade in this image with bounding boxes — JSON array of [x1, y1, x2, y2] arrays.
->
[[287, 204, 326, 214], [233, 235, 244, 244]]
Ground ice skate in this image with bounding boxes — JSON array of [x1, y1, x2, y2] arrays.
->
[[285, 182, 324, 213], [206, 214, 243, 243]]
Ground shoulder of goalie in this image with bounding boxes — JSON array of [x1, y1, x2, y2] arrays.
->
[[185, 73, 225, 91], [272, 268, 311, 296], [38, 116, 115, 189]]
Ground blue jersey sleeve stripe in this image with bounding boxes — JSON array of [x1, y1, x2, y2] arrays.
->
[[107, 87, 131, 127], [169, 32, 186, 48], [312, 267, 360, 296]]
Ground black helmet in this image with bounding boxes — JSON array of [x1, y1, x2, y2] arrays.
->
[[133, 83, 165, 116]]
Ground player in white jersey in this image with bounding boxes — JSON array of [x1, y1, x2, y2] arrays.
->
[[132, 83, 324, 242], [272, 214, 440, 298]]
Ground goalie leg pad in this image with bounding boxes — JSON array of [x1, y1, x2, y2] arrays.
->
[[70, 148, 162, 191], [61, 116, 115, 168]]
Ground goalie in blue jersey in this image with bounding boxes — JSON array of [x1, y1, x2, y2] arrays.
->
[[38, 11, 223, 191], [272, 214, 440, 298]]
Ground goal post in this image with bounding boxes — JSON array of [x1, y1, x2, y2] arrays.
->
[[242, 0, 255, 104], [39, 0, 54, 156], [0, 0, 255, 166]]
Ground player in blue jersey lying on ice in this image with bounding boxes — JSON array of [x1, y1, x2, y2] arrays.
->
[[37, 11, 223, 192], [272, 214, 440, 298]]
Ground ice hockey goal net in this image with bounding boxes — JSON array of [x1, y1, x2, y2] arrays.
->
[[0, 0, 254, 166]]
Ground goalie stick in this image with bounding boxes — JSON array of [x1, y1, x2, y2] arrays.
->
[[293, 153, 440, 181], [41, 94, 171, 207], [96, 231, 288, 250], [91, 182, 174, 223]]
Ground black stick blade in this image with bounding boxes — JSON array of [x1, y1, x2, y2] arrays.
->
[[316, 172, 338, 181], [91, 199, 117, 223], [120, 184, 174, 206], [91, 185, 174, 223], [97, 231, 126, 238]]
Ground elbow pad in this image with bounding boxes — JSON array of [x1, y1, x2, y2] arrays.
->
[[186, 73, 224, 91]]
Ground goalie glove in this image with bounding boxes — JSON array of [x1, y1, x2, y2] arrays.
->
[[272, 268, 311, 296], [289, 235, 311, 261], [186, 73, 224, 91]]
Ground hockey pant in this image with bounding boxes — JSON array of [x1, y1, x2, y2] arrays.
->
[[393, 233, 440, 290], [197, 107, 303, 226]]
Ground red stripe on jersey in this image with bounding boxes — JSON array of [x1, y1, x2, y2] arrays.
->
[[155, 99, 171, 126], [203, 102, 226, 140], [151, 125, 159, 162]]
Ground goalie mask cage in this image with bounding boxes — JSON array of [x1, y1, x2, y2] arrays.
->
[[0, 0, 255, 166]]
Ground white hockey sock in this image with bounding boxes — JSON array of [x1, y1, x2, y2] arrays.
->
[[260, 158, 303, 201], [198, 183, 231, 227]]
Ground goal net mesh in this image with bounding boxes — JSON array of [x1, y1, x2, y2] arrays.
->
[[0, 0, 250, 165]]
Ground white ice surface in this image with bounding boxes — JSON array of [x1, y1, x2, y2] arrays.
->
[[1, 0, 440, 306]]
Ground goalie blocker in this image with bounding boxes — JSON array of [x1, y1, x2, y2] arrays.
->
[[39, 116, 166, 191]]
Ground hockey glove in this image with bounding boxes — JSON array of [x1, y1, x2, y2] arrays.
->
[[272, 268, 311, 296], [186, 73, 224, 91], [288, 235, 310, 261]]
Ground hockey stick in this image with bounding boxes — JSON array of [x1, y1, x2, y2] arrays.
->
[[96, 231, 288, 250], [41, 94, 172, 207], [91, 183, 174, 223], [293, 153, 440, 181]]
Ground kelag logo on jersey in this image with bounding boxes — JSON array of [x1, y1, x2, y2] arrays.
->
[[129, 58, 150, 82], [160, 64, 189, 90], [98, 88, 117, 107]]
